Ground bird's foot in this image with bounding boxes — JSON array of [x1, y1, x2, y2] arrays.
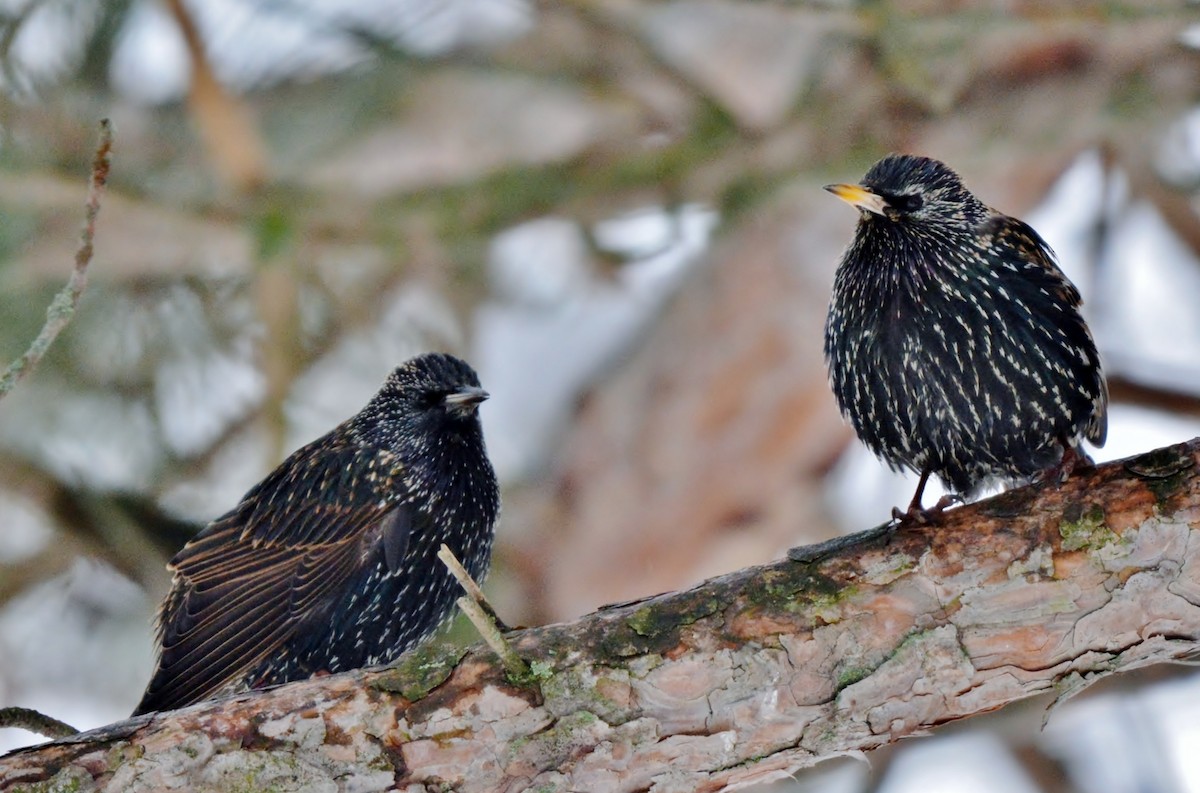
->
[[891, 493, 963, 525], [490, 611, 515, 634], [1037, 443, 1095, 485]]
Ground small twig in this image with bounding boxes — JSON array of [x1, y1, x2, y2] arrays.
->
[[438, 544, 528, 680], [436, 543, 510, 631], [454, 595, 530, 680], [0, 119, 112, 400], [0, 707, 78, 740]]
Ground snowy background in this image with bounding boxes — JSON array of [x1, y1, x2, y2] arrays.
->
[[1, 1, 1200, 791]]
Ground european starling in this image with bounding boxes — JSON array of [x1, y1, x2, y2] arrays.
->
[[823, 154, 1107, 520], [133, 352, 499, 715]]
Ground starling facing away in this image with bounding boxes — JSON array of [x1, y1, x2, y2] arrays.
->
[[823, 154, 1107, 520], [134, 352, 499, 715]]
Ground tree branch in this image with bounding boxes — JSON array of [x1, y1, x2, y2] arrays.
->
[[0, 119, 111, 400], [0, 710, 75, 742], [3, 438, 1199, 791]]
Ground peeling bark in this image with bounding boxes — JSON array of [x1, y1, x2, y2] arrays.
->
[[2, 439, 1199, 793]]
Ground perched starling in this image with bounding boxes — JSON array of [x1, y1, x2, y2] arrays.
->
[[134, 352, 499, 715], [823, 154, 1107, 520]]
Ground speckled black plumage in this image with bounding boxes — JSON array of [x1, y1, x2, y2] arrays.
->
[[134, 352, 499, 715], [824, 154, 1107, 516]]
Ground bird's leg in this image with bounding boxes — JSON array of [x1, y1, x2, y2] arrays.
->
[[892, 467, 931, 522], [892, 468, 961, 524], [1038, 438, 1095, 485]]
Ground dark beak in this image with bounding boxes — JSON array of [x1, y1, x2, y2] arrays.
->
[[444, 386, 489, 413], [824, 183, 889, 216]]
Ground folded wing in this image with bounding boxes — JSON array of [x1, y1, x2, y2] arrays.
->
[[134, 436, 411, 714]]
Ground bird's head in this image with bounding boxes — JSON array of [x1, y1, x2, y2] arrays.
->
[[825, 154, 988, 229], [389, 352, 488, 418], [355, 353, 489, 449]]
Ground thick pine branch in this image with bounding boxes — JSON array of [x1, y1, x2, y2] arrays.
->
[[2, 438, 1199, 792]]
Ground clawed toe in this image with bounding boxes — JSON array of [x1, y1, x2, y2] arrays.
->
[[892, 493, 962, 525]]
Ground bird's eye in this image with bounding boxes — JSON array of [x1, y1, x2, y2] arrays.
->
[[419, 390, 446, 409], [891, 193, 924, 213]]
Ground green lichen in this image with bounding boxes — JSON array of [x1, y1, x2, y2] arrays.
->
[[626, 605, 661, 638], [808, 584, 861, 625], [743, 566, 856, 625], [106, 742, 142, 770], [504, 711, 602, 774], [518, 710, 603, 767], [371, 640, 468, 701], [831, 629, 950, 694], [366, 751, 395, 773], [747, 568, 844, 614], [602, 592, 722, 659], [528, 659, 554, 681], [892, 629, 928, 654], [7, 766, 91, 793], [1059, 504, 1119, 553], [1125, 446, 1196, 505], [626, 596, 721, 639], [540, 665, 636, 724], [505, 657, 555, 689], [1053, 670, 1088, 699], [834, 665, 874, 691], [888, 626, 965, 666], [209, 750, 315, 793], [878, 553, 916, 578]]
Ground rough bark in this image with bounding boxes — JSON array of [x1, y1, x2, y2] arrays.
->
[[3, 438, 1199, 793]]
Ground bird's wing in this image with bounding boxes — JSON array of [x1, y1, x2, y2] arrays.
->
[[984, 214, 1109, 446], [986, 215, 1081, 306], [135, 437, 414, 714], [380, 506, 415, 575]]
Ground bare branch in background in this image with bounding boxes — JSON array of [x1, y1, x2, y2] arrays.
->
[[0, 119, 112, 400], [164, 0, 267, 192], [0, 709, 76, 743]]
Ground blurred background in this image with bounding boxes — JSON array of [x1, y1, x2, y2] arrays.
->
[[2, 0, 1200, 789]]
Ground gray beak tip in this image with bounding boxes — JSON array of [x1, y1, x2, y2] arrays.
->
[[444, 387, 489, 411]]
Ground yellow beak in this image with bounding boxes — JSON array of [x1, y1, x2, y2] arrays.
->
[[824, 183, 889, 216]]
